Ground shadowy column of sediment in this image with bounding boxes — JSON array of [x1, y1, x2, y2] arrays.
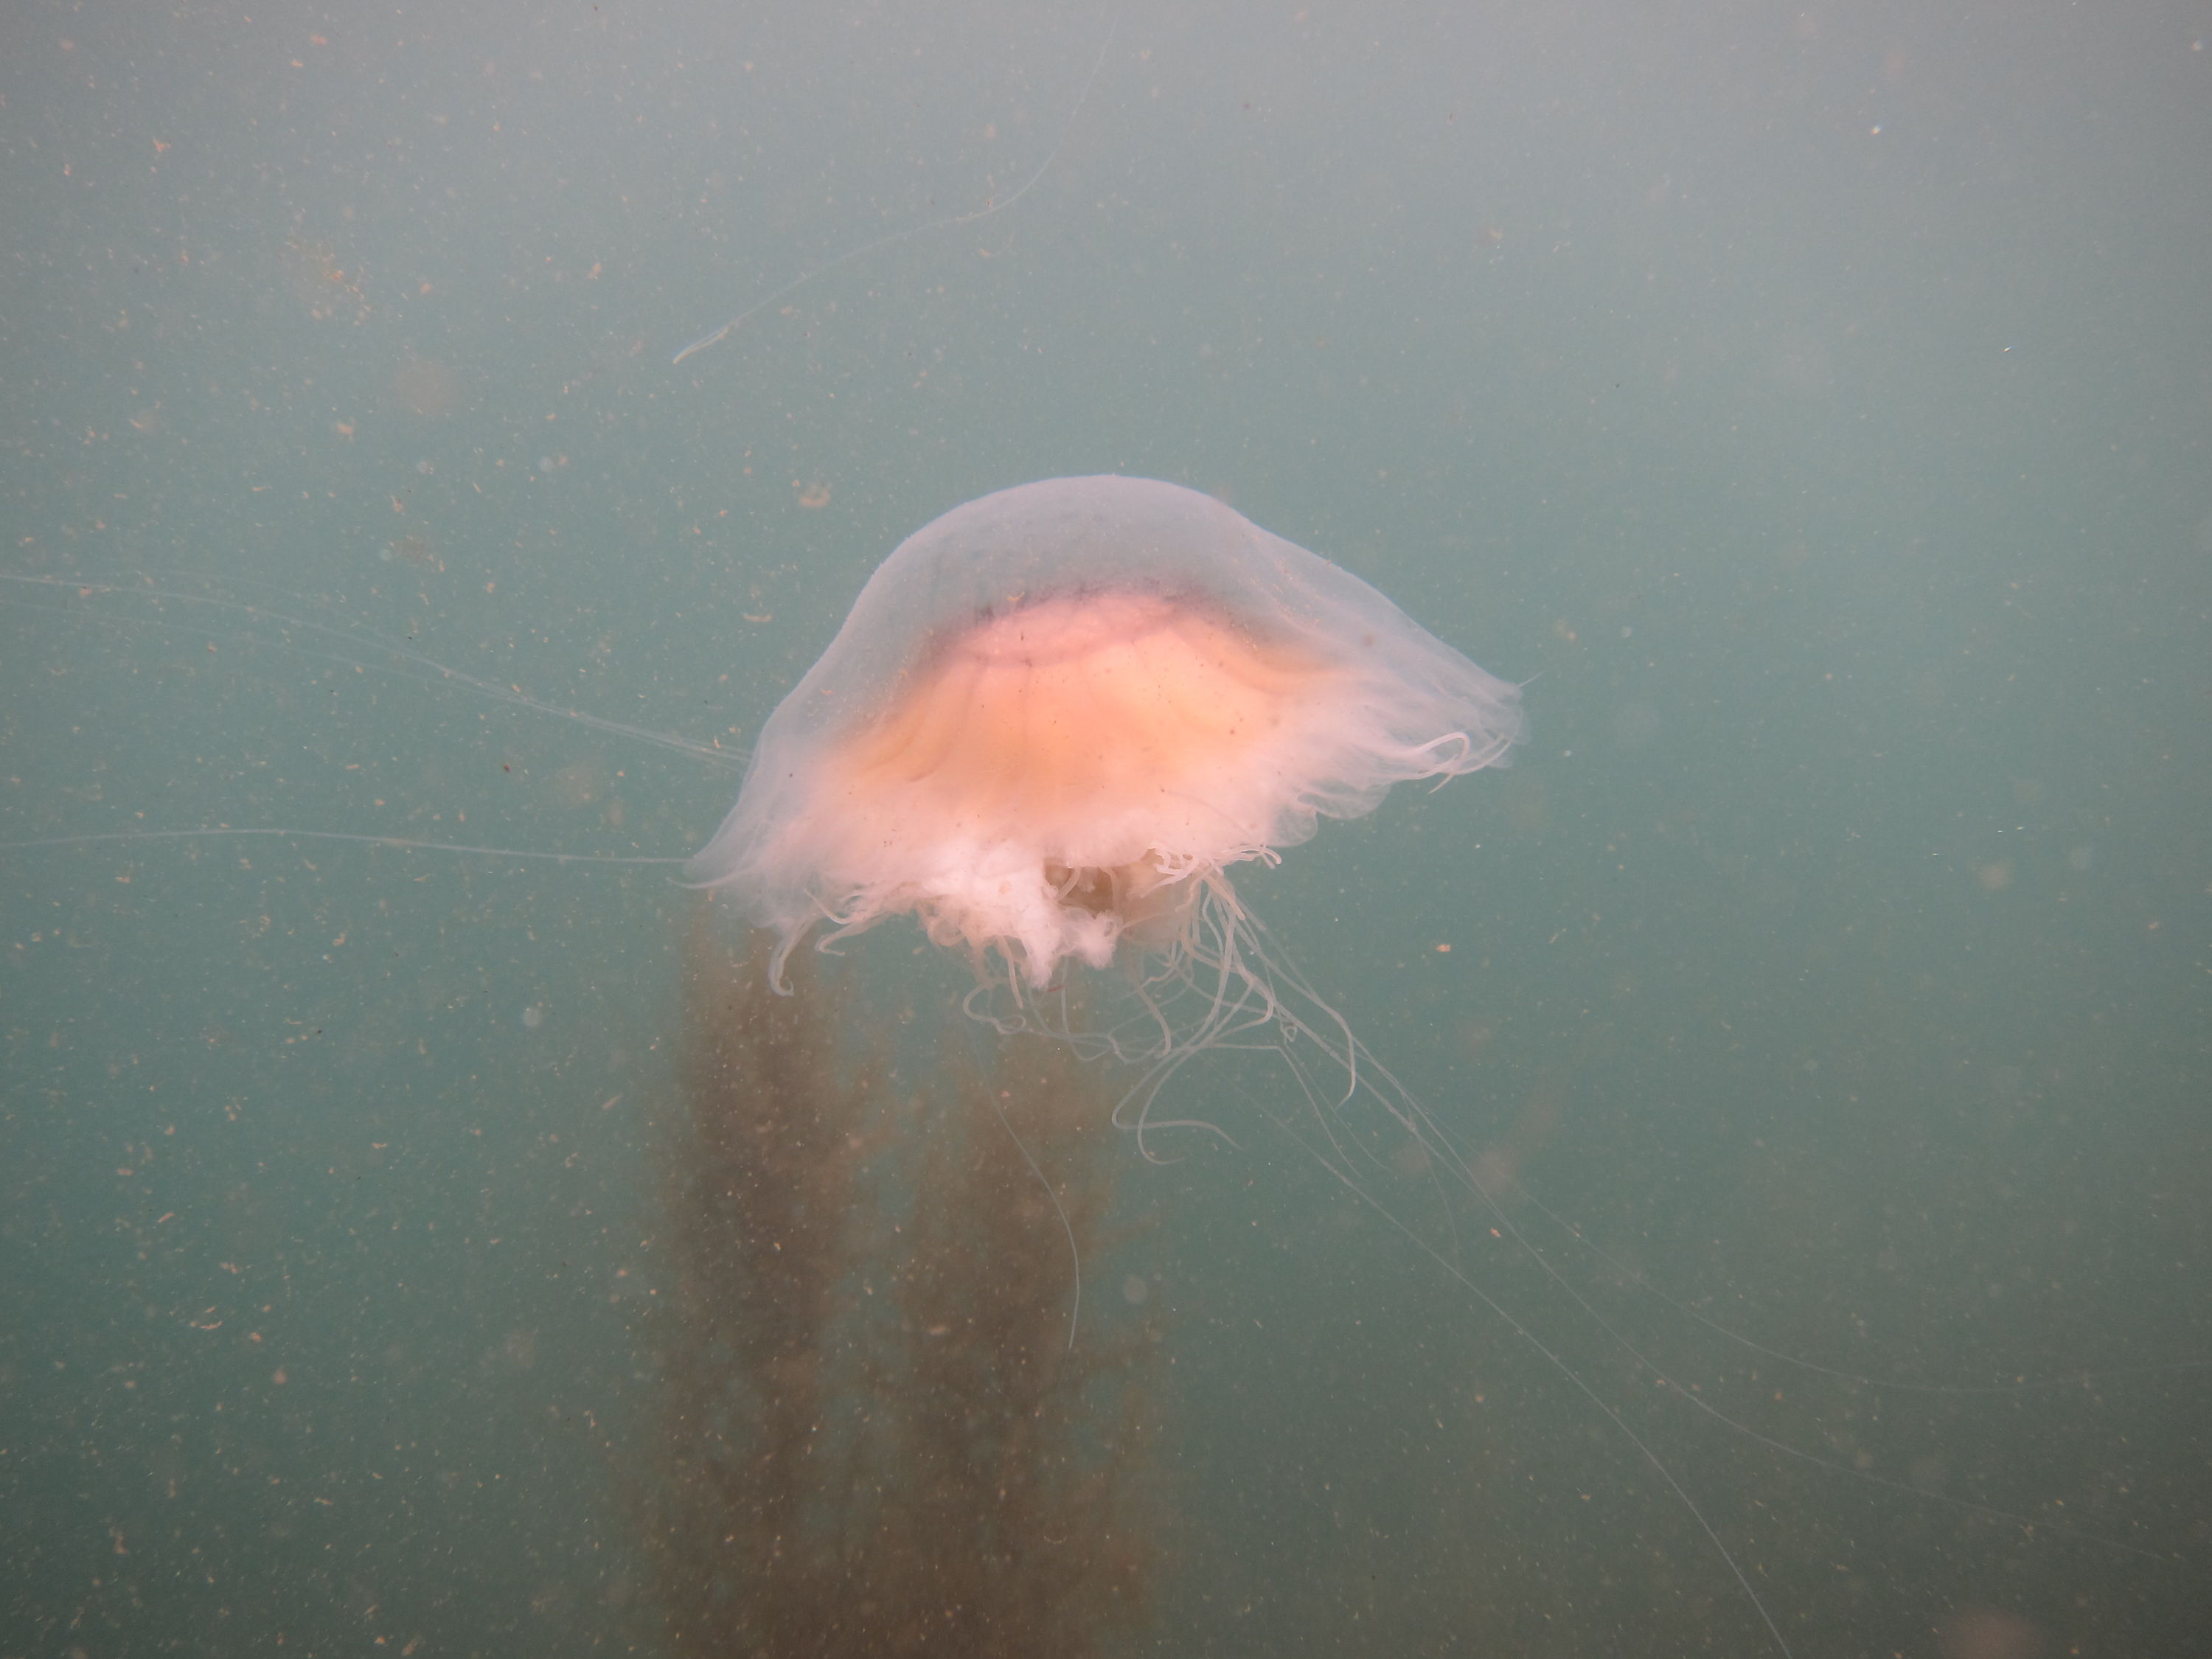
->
[[643, 907, 1164, 1658]]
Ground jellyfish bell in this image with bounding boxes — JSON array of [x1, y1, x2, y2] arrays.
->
[[687, 476, 1523, 1029]]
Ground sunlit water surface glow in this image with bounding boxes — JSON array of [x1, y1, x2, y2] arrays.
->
[[4, 3, 2209, 1656]]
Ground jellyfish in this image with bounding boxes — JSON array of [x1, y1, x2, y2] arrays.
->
[[655, 473, 1523, 1651], [688, 475, 1522, 1111]]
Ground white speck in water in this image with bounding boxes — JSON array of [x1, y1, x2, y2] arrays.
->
[[521, 1004, 545, 1029], [538, 456, 556, 475], [416, 459, 434, 475]]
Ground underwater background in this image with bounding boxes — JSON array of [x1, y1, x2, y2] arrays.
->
[[3, 1, 2208, 1655]]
